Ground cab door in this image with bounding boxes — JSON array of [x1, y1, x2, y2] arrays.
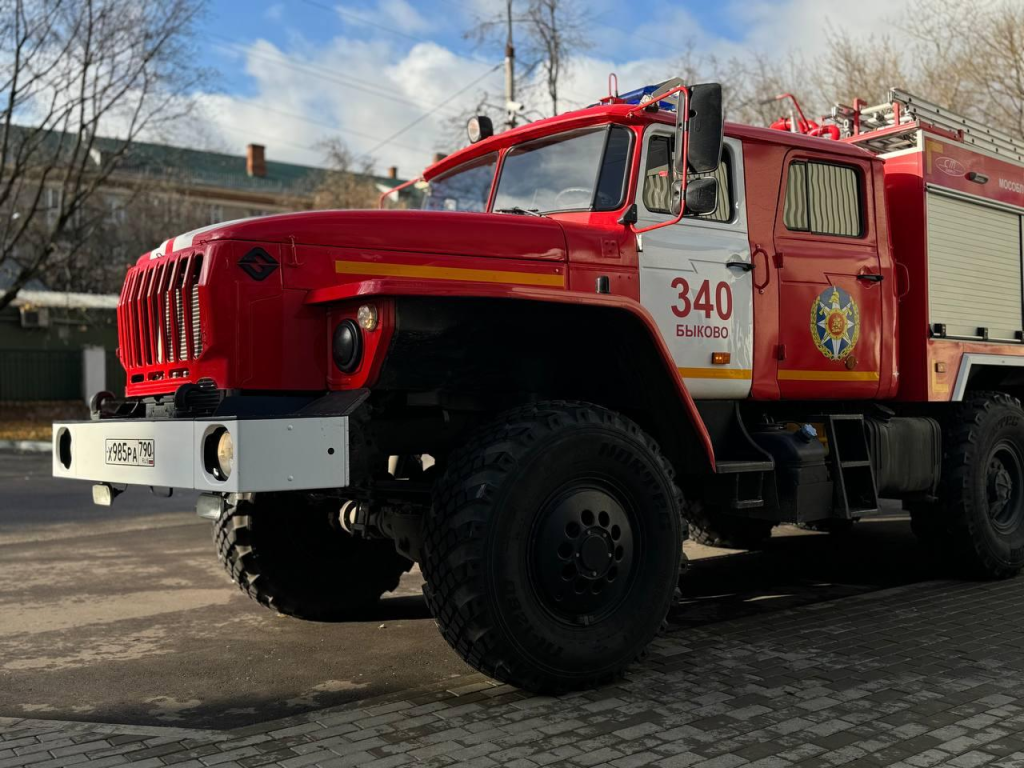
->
[[773, 154, 883, 398], [636, 129, 753, 399]]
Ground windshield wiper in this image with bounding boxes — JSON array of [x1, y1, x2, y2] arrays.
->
[[495, 206, 544, 217]]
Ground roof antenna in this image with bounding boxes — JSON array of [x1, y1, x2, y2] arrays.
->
[[608, 73, 619, 100]]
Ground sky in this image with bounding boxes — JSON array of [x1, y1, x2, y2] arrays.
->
[[188, 0, 903, 177]]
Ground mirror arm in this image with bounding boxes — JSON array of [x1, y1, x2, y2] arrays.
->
[[630, 86, 690, 235], [379, 176, 422, 209]]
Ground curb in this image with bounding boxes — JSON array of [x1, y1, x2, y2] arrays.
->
[[0, 439, 50, 453]]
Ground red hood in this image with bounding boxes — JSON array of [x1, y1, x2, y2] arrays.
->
[[141, 210, 568, 265]]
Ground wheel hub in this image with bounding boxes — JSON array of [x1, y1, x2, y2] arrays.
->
[[578, 531, 613, 576], [987, 444, 1024, 533], [531, 486, 635, 621]]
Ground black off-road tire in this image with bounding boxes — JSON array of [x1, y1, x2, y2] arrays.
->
[[421, 401, 685, 693], [688, 501, 773, 549], [927, 392, 1024, 579], [214, 494, 413, 620]]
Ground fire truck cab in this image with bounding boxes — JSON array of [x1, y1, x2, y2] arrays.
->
[[51, 80, 1024, 693]]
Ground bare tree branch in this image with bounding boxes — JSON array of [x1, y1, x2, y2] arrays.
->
[[0, 0, 208, 309]]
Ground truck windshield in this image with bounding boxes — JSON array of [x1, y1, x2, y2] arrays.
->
[[493, 125, 631, 214], [421, 153, 497, 212]]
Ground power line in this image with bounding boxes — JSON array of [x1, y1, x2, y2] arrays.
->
[[206, 33, 504, 160], [206, 35, 480, 118], [213, 123, 325, 158], [367, 63, 503, 155], [205, 98, 439, 156]]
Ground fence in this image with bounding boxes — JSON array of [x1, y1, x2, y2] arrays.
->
[[0, 348, 126, 402], [0, 349, 82, 401]]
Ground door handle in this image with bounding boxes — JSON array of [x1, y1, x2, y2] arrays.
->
[[726, 260, 754, 272], [752, 246, 770, 292], [857, 273, 883, 283]]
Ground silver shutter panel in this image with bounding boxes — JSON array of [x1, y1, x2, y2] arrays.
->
[[927, 191, 1022, 340]]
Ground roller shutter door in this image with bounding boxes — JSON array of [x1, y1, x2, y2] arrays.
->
[[927, 192, 1023, 340]]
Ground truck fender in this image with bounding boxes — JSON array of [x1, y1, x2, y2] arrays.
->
[[306, 279, 716, 473]]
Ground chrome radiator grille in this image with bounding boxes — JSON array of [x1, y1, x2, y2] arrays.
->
[[118, 253, 204, 369]]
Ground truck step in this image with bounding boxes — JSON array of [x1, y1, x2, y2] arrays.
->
[[819, 414, 880, 517], [715, 460, 775, 474]]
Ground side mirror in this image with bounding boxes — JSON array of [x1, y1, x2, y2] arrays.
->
[[669, 177, 718, 217], [682, 177, 718, 216], [686, 83, 724, 174]]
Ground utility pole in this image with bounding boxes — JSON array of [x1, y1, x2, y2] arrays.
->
[[504, 0, 517, 129]]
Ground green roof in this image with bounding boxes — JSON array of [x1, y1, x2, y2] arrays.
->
[[5, 125, 407, 198], [104, 136, 406, 197]]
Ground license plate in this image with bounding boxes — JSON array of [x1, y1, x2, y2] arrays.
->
[[104, 439, 155, 467]]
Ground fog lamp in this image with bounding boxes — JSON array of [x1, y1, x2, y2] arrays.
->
[[357, 304, 379, 331], [216, 429, 234, 479], [203, 426, 233, 481]]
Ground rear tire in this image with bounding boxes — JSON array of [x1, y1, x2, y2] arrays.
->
[[422, 401, 685, 693], [687, 502, 773, 549], [927, 392, 1024, 579], [214, 494, 413, 620]]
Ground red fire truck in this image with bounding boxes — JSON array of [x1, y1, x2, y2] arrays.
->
[[53, 79, 1024, 692]]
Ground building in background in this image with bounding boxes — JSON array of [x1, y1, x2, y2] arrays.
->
[[0, 136, 413, 411]]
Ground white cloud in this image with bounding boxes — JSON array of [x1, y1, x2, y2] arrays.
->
[[335, 0, 435, 37], [180, 0, 909, 178], [186, 35, 501, 177]]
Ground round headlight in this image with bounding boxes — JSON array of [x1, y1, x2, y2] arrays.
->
[[216, 430, 234, 479], [357, 304, 378, 331], [332, 319, 363, 373], [203, 426, 232, 481]]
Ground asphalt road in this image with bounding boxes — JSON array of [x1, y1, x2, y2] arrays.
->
[[0, 451, 934, 731]]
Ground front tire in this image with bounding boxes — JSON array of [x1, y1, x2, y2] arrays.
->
[[214, 494, 413, 620], [933, 392, 1024, 579], [422, 401, 685, 693]]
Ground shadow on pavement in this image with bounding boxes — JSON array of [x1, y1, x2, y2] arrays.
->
[[672, 516, 930, 629]]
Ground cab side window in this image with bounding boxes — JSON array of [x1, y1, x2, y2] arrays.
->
[[642, 136, 675, 214], [642, 134, 733, 222], [784, 160, 862, 237]]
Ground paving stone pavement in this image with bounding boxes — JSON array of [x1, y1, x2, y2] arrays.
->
[[5, 577, 1024, 768]]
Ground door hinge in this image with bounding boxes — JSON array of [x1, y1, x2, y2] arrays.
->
[[776, 344, 786, 361]]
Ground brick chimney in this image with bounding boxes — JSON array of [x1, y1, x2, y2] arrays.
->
[[246, 144, 266, 178], [387, 166, 398, 179]]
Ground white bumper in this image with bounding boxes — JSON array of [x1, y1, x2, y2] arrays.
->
[[52, 416, 349, 492]]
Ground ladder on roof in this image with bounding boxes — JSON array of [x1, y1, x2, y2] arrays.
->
[[833, 87, 1024, 163]]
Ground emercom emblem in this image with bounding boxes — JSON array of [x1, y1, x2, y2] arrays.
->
[[811, 286, 860, 361], [239, 247, 278, 281]]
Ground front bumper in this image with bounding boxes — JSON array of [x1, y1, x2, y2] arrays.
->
[[52, 415, 349, 493]]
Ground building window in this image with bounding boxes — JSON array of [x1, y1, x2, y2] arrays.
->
[[784, 161, 862, 237], [44, 187, 62, 227], [642, 135, 733, 222]]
